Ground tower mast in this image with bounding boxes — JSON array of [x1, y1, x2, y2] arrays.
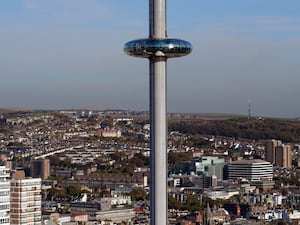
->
[[248, 98, 251, 119], [124, 1, 192, 224]]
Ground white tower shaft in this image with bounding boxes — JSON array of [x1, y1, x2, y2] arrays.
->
[[149, 1, 168, 225], [150, 0, 166, 38], [124, 0, 191, 224], [150, 58, 167, 225]]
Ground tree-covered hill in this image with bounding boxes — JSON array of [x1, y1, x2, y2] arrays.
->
[[169, 118, 300, 143]]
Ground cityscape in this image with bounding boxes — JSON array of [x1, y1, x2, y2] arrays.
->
[[0, 109, 300, 224], [1, 1, 300, 225]]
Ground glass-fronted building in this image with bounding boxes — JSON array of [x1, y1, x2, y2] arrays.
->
[[194, 156, 225, 180]]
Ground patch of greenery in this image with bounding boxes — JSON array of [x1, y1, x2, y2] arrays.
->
[[169, 118, 300, 142]]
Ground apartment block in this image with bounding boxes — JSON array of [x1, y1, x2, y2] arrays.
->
[[265, 139, 282, 164], [30, 159, 50, 179], [275, 144, 292, 168], [0, 166, 10, 225], [10, 170, 42, 225]]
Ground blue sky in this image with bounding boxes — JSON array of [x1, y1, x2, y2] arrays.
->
[[1, 0, 300, 118]]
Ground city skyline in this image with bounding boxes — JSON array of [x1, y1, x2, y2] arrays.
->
[[1, 0, 300, 118]]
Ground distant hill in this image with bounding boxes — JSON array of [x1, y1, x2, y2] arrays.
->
[[169, 112, 246, 120], [0, 107, 31, 113], [169, 117, 300, 143]]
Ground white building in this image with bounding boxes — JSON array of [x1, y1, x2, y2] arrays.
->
[[96, 208, 136, 224], [227, 159, 273, 182], [203, 189, 239, 200], [100, 129, 122, 138], [10, 171, 42, 225], [0, 166, 10, 225]]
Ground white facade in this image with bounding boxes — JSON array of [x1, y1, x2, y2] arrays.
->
[[10, 177, 42, 225], [101, 130, 121, 138], [204, 190, 240, 200], [96, 208, 136, 224], [0, 166, 10, 225], [227, 159, 273, 181]]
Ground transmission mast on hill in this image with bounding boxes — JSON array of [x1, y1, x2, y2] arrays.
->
[[248, 98, 252, 119]]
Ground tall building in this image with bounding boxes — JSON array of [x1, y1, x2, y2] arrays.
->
[[0, 166, 10, 225], [194, 156, 225, 180], [265, 139, 282, 164], [226, 159, 273, 182], [10, 170, 42, 225], [265, 140, 292, 168], [275, 144, 292, 168], [124, 0, 191, 224], [30, 159, 50, 179]]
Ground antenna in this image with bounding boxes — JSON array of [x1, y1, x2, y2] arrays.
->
[[248, 98, 251, 119]]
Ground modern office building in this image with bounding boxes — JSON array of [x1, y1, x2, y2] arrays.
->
[[265, 139, 282, 164], [275, 144, 292, 168], [10, 170, 42, 225], [203, 175, 218, 188], [226, 159, 273, 182], [194, 156, 225, 180], [30, 159, 50, 179], [0, 166, 10, 225]]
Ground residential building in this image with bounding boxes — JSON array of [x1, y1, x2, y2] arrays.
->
[[71, 212, 88, 224], [265, 139, 282, 164], [0, 166, 10, 225], [10, 170, 42, 225], [265, 139, 292, 168], [99, 129, 121, 138], [96, 208, 136, 224], [275, 144, 292, 168], [43, 213, 71, 225], [30, 159, 50, 179]]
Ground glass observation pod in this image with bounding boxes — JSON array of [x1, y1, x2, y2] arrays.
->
[[124, 38, 192, 58]]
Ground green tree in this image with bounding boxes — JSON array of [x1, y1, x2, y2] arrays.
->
[[127, 188, 147, 201], [168, 194, 182, 210], [65, 186, 82, 197], [100, 190, 111, 197], [182, 194, 202, 212], [282, 189, 288, 196], [111, 151, 126, 162], [168, 151, 192, 168], [47, 188, 66, 200]]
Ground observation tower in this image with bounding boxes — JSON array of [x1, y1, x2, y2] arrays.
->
[[124, 0, 192, 224]]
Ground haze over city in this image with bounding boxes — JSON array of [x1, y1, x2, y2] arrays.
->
[[1, 0, 300, 118]]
